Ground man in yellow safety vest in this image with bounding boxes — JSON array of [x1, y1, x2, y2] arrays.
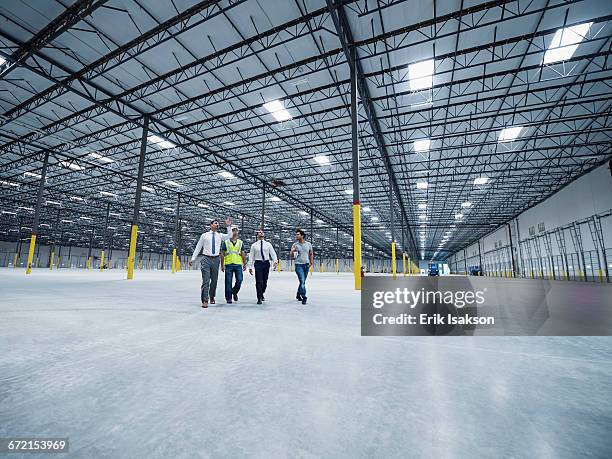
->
[[221, 226, 247, 304]]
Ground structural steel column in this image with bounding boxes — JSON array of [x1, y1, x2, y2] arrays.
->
[[87, 227, 94, 269], [310, 212, 314, 273], [261, 183, 266, 230], [172, 193, 181, 273], [336, 227, 339, 274], [350, 46, 362, 290], [101, 202, 110, 271], [128, 116, 149, 280], [390, 182, 396, 279], [507, 223, 516, 277], [26, 150, 50, 274], [49, 208, 60, 270]]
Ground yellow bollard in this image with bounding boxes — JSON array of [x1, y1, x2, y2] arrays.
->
[[13, 252, 18, 268], [127, 224, 138, 280], [25, 235, 36, 275], [49, 251, 55, 270], [100, 250, 105, 272], [86, 257, 91, 270], [353, 203, 362, 290], [277, 259, 281, 272], [171, 248, 177, 274], [598, 269, 603, 283]]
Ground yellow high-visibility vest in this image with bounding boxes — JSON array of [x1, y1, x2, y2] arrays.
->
[[223, 239, 243, 265]]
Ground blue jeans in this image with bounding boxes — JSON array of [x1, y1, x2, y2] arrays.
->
[[224, 264, 243, 301], [295, 263, 309, 298]]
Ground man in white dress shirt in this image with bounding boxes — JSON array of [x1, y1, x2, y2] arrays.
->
[[189, 217, 232, 308], [248, 229, 278, 304]]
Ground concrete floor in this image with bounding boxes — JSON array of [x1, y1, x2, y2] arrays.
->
[[1, 268, 611, 458]]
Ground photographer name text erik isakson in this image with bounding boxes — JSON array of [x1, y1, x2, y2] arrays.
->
[[370, 288, 494, 326]]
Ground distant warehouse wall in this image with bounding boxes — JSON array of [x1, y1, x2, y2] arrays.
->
[[448, 162, 612, 282]]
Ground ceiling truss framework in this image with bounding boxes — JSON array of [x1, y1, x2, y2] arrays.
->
[[0, 0, 610, 261]]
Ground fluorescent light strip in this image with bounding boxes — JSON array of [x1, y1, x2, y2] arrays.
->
[[413, 138, 431, 152]]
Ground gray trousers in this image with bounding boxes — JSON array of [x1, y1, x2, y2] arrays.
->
[[200, 255, 220, 302]]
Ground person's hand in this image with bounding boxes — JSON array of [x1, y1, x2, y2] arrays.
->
[[273, 262, 278, 270], [225, 216, 232, 226], [188, 260, 193, 267], [221, 265, 225, 272], [249, 268, 253, 275]]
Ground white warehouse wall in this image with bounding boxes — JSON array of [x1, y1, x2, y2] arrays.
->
[[448, 161, 612, 277]]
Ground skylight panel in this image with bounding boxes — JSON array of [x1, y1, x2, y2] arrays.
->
[[473, 177, 489, 185], [408, 59, 434, 91], [543, 23, 592, 65], [413, 138, 431, 152], [263, 100, 292, 122], [218, 171, 235, 179], [498, 126, 524, 142], [416, 181, 428, 189], [88, 152, 114, 163], [313, 155, 331, 166], [148, 134, 177, 150]]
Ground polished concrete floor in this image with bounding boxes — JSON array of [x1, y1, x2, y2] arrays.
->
[[1, 268, 611, 458]]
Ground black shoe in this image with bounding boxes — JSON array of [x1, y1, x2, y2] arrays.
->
[[296, 293, 302, 301], [301, 297, 307, 305], [226, 300, 232, 304], [233, 293, 238, 301], [261, 295, 265, 301], [257, 299, 262, 305]]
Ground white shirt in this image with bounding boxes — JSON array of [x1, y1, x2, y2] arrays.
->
[[247, 239, 278, 268], [191, 228, 231, 261]]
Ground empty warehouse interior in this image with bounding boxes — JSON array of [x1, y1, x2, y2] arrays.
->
[[1, 0, 611, 457]]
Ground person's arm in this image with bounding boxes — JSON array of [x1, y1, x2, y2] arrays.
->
[[220, 217, 233, 240], [189, 234, 204, 264], [270, 243, 278, 268], [309, 246, 314, 266], [247, 244, 255, 273], [241, 250, 247, 269], [220, 254, 225, 272], [289, 242, 297, 256]]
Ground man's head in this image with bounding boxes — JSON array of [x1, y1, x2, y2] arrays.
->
[[256, 229, 265, 240], [231, 226, 239, 238], [295, 228, 305, 242], [210, 219, 219, 231]]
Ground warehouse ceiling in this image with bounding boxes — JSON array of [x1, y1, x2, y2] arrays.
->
[[0, 0, 611, 261]]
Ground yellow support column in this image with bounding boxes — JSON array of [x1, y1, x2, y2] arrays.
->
[[25, 235, 36, 275], [49, 251, 55, 270], [353, 203, 362, 290], [277, 259, 281, 272], [598, 269, 603, 283], [176, 258, 181, 272], [335, 258, 339, 275], [408, 257, 411, 276], [86, 257, 91, 270], [99, 250, 105, 271], [391, 242, 396, 279], [402, 253, 406, 277], [127, 224, 138, 280], [13, 252, 18, 268], [171, 249, 177, 274]]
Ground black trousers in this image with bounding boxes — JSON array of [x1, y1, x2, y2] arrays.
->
[[254, 260, 270, 300]]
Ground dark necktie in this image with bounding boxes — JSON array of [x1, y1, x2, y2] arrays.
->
[[211, 232, 216, 255], [260, 240, 266, 261]]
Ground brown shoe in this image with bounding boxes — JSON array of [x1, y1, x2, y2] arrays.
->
[[201, 302, 208, 308], [209, 297, 216, 304]]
